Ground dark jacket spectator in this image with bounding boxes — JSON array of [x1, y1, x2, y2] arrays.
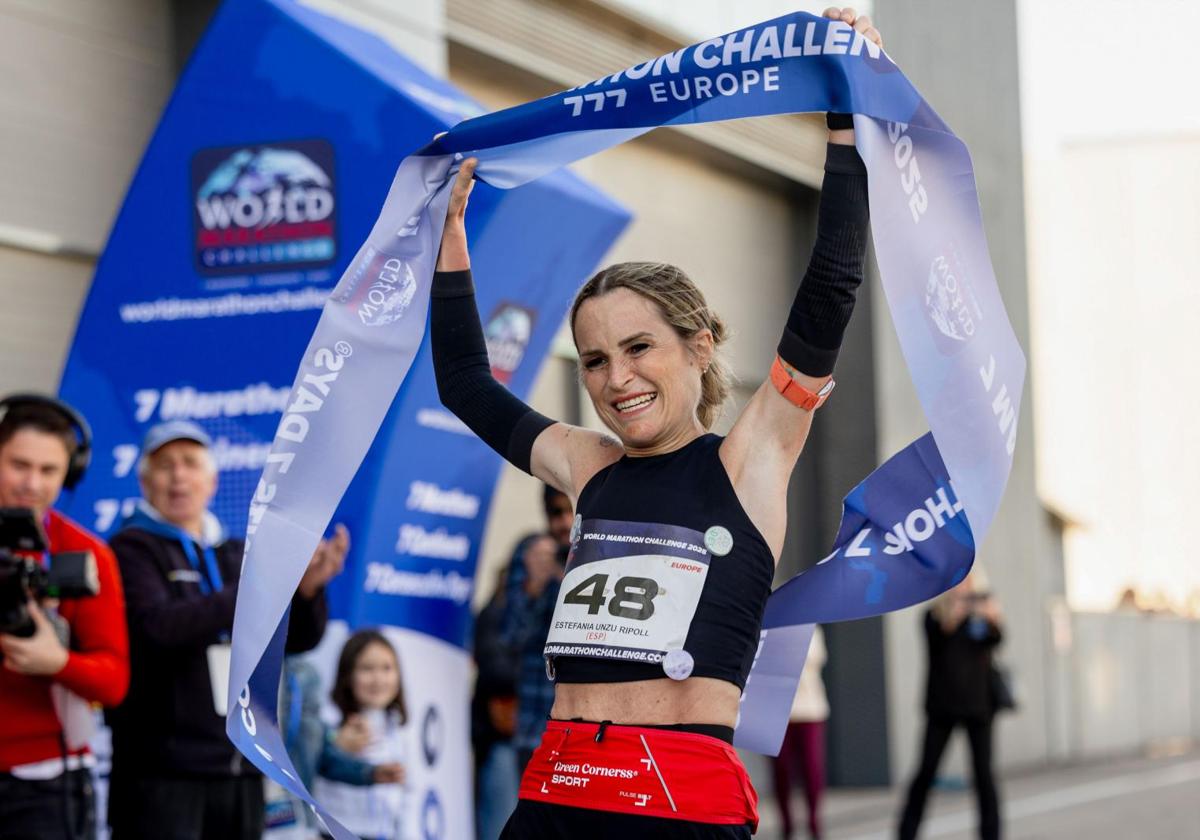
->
[[472, 565, 520, 768], [106, 524, 326, 775], [105, 420, 345, 840], [500, 533, 563, 770], [899, 571, 1005, 840], [923, 603, 1003, 720]]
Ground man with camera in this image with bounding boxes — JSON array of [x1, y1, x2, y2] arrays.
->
[[105, 419, 345, 840], [0, 394, 130, 840]]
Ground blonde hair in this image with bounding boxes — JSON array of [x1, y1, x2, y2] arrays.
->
[[569, 262, 733, 429]]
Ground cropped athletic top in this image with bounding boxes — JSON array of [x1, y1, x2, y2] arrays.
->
[[552, 433, 775, 690]]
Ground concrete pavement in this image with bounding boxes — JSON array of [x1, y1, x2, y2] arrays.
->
[[754, 749, 1200, 839]]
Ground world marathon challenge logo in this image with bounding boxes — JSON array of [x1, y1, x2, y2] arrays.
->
[[484, 303, 536, 384], [328, 246, 418, 328], [191, 139, 338, 276], [925, 245, 983, 355]]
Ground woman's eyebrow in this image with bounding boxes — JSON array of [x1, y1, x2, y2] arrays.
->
[[617, 331, 653, 347], [578, 331, 653, 356]]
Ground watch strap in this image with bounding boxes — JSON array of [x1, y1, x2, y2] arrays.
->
[[769, 357, 836, 411]]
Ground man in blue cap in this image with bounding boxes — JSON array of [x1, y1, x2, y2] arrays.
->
[[106, 419, 348, 840]]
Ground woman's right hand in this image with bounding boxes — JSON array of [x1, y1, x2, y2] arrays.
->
[[436, 157, 478, 272]]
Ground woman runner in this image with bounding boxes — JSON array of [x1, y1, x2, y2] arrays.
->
[[432, 9, 882, 836]]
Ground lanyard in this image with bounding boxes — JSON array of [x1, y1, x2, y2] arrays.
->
[[129, 512, 225, 596], [177, 534, 224, 596]]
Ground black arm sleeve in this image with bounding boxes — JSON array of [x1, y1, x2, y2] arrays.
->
[[430, 269, 555, 474], [778, 142, 870, 377]]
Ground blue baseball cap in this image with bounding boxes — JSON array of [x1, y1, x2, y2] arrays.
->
[[142, 419, 212, 455]]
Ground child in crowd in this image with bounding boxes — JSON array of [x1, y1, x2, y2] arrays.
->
[[314, 629, 410, 839]]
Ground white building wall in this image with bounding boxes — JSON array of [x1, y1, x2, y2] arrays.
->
[[297, 0, 446, 75], [601, 0, 873, 41], [1027, 139, 1200, 612], [1018, 0, 1200, 617], [0, 0, 174, 255], [0, 0, 175, 396], [1068, 612, 1199, 757]]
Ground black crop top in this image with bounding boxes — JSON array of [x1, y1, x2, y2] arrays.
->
[[550, 434, 775, 690]]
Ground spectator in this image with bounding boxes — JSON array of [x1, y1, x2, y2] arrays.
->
[[502, 485, 572, 771], [0, 393, 129, 840], [506, 535, 559, 774], [275, 656, 397, 838], [898, 569, 1004, 840], [771, 625, 828, 840], [541, 483, 574, 549], [106, 420, 344, 840], [313, 629, 408, 839], [472, 565, 520, 840], [469, 482, 573, 835]]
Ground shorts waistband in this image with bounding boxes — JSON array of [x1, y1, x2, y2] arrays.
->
[[520, 720, 758, 829], [555, 718, 735, 744]]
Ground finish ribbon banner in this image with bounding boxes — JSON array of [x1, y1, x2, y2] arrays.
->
[[227, 6, 1024, 833]]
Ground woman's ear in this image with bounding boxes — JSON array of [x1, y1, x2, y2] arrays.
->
[[691, 328, 715, 370]]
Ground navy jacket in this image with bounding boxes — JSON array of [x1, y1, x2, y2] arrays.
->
[[107, 525, 326, 778]]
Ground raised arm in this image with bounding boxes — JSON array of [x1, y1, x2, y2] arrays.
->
[[432, 160, 621, 498], [722, 7, 877, 557]]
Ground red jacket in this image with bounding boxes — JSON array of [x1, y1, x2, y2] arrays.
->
[[0, 509, 130, 771]]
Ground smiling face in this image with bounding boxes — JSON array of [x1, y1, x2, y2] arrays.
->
[[573, 287, 712, 455], [351, 639, 402, 711]]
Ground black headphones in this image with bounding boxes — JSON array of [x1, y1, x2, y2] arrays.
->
[[0, 393, 93, 490]]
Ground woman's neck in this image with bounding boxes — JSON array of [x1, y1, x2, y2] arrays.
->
[[623, 418, 706, 458]]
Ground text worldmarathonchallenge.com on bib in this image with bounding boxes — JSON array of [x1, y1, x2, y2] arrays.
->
[[544, 644, 662, 663]]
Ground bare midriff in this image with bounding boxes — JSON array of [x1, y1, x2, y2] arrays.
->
[[551, 677, 741, 727]]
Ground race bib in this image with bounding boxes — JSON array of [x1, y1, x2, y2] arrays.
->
[[545, 519, 723, 671]]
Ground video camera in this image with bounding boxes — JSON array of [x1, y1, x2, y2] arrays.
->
[[0, 508, 98, 637]]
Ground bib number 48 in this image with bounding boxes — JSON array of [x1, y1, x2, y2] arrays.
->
[[563, 573, 659, 621]]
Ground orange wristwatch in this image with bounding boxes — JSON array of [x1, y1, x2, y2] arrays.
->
[[769, 356, 836, 411]]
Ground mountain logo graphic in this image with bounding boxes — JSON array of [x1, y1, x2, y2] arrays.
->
[[191, 139, 338, 277]]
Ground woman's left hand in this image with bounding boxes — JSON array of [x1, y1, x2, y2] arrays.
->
[[436, 157, 478, 272], [822, 7, 883, 49], [821, 9, 883, 143]]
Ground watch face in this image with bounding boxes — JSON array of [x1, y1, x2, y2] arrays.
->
[[818, 378, 836, 397]]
